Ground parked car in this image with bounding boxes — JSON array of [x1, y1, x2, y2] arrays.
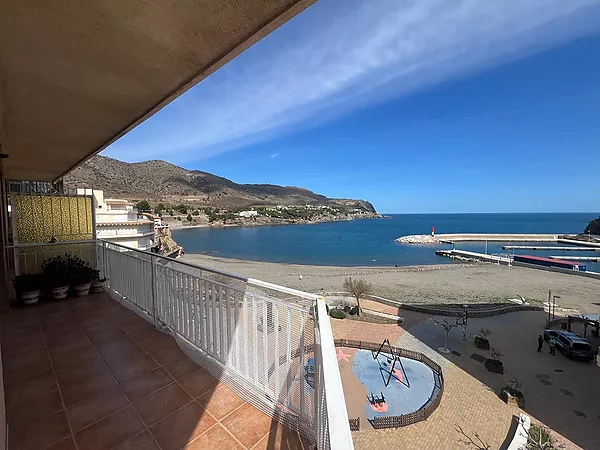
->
[[543, 329, 559, 342], [554, 331, 594, 361]]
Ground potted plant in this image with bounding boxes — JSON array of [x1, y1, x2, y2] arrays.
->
[[13, 273, 43, 305], [42, 255, 70, 300], [90, 269, 106, 294], [330, 308, 346, 319], [485, 347, 504, 374], [500, 376, 525, 408], [474, 328, 492, 350], [70, 257, 95, 296]]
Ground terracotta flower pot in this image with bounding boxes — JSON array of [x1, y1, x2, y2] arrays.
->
[[74, 282, 92, 297], [90, 280, 105, 293], [51, 286, 69, 300], [20, 290, 40, 305]]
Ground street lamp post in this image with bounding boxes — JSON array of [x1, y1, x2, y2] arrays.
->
[[552, 295, 561, 321]]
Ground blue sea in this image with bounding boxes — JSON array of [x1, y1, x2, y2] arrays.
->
[[172, 213, 600, 271]]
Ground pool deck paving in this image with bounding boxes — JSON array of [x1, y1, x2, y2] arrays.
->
[[331, 309, 587, 450]]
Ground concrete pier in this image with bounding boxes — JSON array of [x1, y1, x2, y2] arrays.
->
[[502, 245, 600, 251], [435, 249, 511, 264], [549, 256, 600, 261]]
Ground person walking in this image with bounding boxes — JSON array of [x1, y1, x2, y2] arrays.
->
[[537, 334, 544, 353], [549, 337, 556, 356]]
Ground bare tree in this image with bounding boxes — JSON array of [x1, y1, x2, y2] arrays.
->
[[343, 277, 372, 316], [455, 425, 491, 450], [433, 318, 462, 354]]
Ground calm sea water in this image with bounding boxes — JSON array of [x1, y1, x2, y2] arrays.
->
[[172, 213, 600, 270]]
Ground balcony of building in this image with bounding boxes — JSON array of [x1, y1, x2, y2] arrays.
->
[[2, 235, 352, 450], [2, 291, 311, 450], [0, 1, 353, 448]]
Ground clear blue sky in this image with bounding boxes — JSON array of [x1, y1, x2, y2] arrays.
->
[[104, 0, 600, 214]]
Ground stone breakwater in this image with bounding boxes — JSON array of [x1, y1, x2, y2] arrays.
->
[[396, 233, 559, 244], [396, 235, 440, 244]]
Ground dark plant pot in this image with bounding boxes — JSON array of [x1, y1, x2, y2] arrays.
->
[[51, 285, 69, 300], [485, 358, 504, 374], [90, 280, 106, 293], [20, 290, 40, 305], [475, 337, 490, 350], [500, 389, 525, 408], [74, 282, 91, 297]]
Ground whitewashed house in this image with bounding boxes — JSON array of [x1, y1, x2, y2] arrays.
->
[[77, 189, 155, 250]]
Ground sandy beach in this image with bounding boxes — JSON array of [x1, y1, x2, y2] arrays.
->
[[180, 253, 600, 312]]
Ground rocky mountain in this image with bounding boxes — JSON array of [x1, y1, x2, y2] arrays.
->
[[64, 155, 377, 213]]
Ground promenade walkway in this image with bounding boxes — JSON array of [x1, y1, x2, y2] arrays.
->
[[331, 309, 587, 450]]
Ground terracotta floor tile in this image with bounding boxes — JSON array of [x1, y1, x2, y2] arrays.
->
[[57, 365, 117, 407], [110, 354, 159, 382], [3, 358, 53, 387], [95, 338, 143, 360], [2, 338, 46, 359], [2, 332, 45, 358], [196, 383, 246, 420], [74, 405, 145, 450], [179, 368, 219, 398], [121, 367, 173, 401], [52, 346, 104, 373], [3, 347, 50, 375], [252, 424, 308, 450], [133, 382, 193, 426], [4, 371, 58, 407], [85, 327, 129, 346], [150, 402, 217, 450], [45, 436, 77, 450], [101, 347, 153, 372], [7, 390, 64, 430], [8, 411, 71, 450], [141, 337, 186, 365], [185, 424, 244, 450], [164, 357, 200, 380], [114, 431, 161, 450], [221, 402, 274, 448], [46, 331, 92, 356], [66, 385, 129, 432], [122, 322, 163, 343]]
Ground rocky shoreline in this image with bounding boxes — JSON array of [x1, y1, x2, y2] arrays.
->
[[166, 211, 381, 229]]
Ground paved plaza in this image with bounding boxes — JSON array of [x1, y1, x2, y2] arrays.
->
[[331, 306, 598, 450]]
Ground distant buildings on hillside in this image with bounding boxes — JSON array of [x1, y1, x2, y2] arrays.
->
[[77, 189, 155, 250]]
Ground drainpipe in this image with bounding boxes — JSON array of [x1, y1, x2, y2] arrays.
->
[[0, 151, 9, 311]]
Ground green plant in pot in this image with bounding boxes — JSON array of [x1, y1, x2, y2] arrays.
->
[[42, 255, 71, 300], [69, 257, 95, 297], [500, 376, 525, 408], [485, 346, 504, 374], [474, 328, 492, 350], [13, 273, 43, 305], [90, 268, 106, 294]]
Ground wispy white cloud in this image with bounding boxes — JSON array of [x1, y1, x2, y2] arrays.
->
[[105, 0, 600, 163], [270, 153, 280, 159]]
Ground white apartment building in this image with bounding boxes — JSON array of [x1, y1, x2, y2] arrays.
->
[[77, 189, 155, 250]]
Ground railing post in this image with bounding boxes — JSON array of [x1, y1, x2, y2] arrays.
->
[[151, 254, 157, 328], [102, 240, 108, 284], [315, 297, 354, 449]]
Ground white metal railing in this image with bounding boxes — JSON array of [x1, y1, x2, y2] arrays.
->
[[10, 239, 97, 275], [97, 239, 353, 450]]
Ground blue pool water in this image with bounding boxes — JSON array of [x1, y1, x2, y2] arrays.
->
[[351, 350, 438, 419], [172, 213, 599, 270]]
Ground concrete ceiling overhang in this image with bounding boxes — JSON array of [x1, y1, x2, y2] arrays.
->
[[0, 0, 316, 182]]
